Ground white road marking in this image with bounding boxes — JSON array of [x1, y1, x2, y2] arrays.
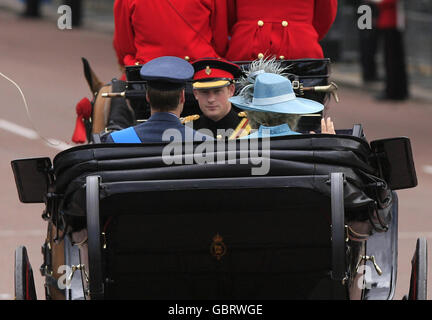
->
[[424, 165, 432, 175], [0, 119, 38, 140], [0, 229, 45, 237], [46, 138, 73, 151], [0, 118, 71, 151], [398, 232, 432, 239]]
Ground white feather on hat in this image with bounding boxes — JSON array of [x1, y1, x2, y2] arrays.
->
[[237, 57, 292, 104]]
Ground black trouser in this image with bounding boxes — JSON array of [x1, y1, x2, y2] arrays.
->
[[359, 28, 379, 81], [358, 2, 380, 82], [63, 0, 82, 27], [24, 0, 41, 17], [382, 28, 409, 99]]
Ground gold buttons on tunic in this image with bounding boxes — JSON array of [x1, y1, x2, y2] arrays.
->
[[282, 20, 288, 27], [279, 55, 285, 60], [257, 20, 264, 27], [257, 53, 264, 59], [184, 56, 190, 61]]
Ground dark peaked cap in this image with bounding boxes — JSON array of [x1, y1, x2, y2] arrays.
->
[[140, 56, 194, 90], [192, 57, 242, 89]]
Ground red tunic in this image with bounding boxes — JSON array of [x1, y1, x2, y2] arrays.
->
[[113, 0, 229, 66], [225, 0, 338, 61], [377, 0, 399, 29]]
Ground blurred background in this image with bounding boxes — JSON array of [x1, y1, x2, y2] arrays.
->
[[0, 0, 431, 300], [323, 0, 432, 101]]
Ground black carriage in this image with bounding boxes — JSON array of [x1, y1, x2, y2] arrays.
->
[[11, 129, 425, 300], [10, 58, 427, 300]]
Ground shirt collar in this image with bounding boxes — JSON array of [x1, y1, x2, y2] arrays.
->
[[150, 112, 180, 122], [258, 124, 300, 136], [246, 124, 300, 138]]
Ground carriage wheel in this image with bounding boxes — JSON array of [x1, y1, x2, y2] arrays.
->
[[408, 238, 428, 300], [14, 246, 37, 300]]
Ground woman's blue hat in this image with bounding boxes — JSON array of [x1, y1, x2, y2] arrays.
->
[[229, 73, 324, 114]]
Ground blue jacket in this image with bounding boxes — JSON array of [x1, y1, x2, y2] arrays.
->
[[105, 112, 211, 143]]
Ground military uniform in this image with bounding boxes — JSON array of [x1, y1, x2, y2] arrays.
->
[[183, 109, 251, 140], [189, 58, 251, 139], [105, 112, 210, 143], [377, 0, 408, 100], [226, 0, 338, 61], [113, 0, 229, 67], [103, 56, 212, 143]]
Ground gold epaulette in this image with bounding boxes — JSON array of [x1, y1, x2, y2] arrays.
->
[[238, 111, 247, 118], [229, 118, 252, 140], [181, 114, 200, 124]]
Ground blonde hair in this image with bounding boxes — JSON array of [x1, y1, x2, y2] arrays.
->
[[236, 58, 300, 131], [246, 111, 301, 131]]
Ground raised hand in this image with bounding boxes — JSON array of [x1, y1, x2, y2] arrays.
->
[[310, 117, 336, 135]]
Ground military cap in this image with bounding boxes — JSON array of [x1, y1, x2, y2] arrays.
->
[[192, 58, 242, 90], [140, 56, 194, 90]]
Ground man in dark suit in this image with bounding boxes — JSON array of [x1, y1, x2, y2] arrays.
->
[[103, 56, 211, 143]]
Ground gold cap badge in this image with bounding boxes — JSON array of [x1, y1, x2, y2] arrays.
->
[[205, 66, 212, 75], [210, 233, 226, 261]]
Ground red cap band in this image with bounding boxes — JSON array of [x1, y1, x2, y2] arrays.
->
[[193, 69, 234, 81]]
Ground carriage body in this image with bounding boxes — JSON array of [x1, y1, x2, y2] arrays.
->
[[11, 130, 423, 300]]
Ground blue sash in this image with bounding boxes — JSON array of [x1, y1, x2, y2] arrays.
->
[[110, 127, 141, 143]]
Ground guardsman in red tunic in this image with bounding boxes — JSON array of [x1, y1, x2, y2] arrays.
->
[[376, 0, 408, 100], [225, 0, 338, 61], [113, 0, 229, 69]]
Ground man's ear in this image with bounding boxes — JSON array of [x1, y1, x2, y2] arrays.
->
[[192, 89, 199, 100], [228, 83, 236, 97], [145, 91, 150, 103], [180, 89, 186, 104]]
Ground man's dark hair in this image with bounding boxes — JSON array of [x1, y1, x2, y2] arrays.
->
[[146, 84, 184, 112]]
